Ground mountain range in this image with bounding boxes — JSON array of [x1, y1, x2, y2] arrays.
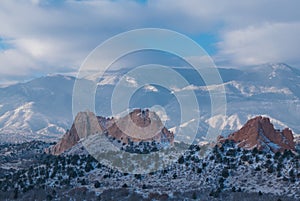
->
[[1, 63, 300, 142]]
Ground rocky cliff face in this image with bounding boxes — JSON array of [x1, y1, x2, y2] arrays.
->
[[48, 109, 174, 155], [107, 109, 174, 143], [47, 111, 103, 155], [218, 116, 295, 152], [47, 123, 80, 155]]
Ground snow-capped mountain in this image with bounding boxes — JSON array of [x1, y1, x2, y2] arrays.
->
[[0, 75, 75, 142], [0, 63, 299, 142], [208, 63, 300, 136], [96, 63, 300, 137]]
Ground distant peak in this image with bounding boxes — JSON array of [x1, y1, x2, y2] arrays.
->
[[268, 63, 291, 71], [45, 74, 75, 80]]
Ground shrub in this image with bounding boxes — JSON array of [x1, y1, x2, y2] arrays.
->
[[221, 168, 229, 178], [94, 181, 100, 188], [178, 156, 184, 164], [192, 192, 197, 199]]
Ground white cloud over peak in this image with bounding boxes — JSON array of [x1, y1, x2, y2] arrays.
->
[[218, 22, 300, 66], [0, 0, 300, 83]]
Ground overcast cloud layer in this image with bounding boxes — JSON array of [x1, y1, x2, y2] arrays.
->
[[0, 0, 300, 83]]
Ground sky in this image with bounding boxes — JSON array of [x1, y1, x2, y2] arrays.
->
[[0, 0, 300, 84]]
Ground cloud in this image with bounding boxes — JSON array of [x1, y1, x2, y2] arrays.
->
[[151, 0, 300, 67], [218, 22, 300, 66], [0, 0, 300, 83], [0, 0, 147, 82], [0, 49, 36, 76]]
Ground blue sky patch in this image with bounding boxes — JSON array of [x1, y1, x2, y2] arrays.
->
[[0, 38, 11, 51], [191, 33, 219, 56]]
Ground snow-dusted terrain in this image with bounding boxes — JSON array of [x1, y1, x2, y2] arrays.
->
[[0, 75, 75, 142], [0, 63, 300, 142], [0, 140, 299, 200]]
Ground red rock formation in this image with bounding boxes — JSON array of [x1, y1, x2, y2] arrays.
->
[[108, 109, 174, 143], [47, 123, 80, 155], [130, 108, 151, 128], [47, 111, 103, 155], [218, 116, 295, 152], [48, 109, 174, 155]]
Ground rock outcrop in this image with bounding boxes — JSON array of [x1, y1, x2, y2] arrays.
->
[[47, 111, 103, 155], [218, 116, 295, 152], [48, 109, 174, 155], [46, 123, 80, 155], [107, 109, 174, 143], [74, 111, 104, 139]]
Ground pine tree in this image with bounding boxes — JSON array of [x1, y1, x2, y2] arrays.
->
[[13, 188, 18, 199], [94, 181, 100, 188]]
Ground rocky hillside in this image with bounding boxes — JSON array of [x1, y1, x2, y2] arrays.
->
[[0, 140, 299, 200], [218, 116, 295, 152]]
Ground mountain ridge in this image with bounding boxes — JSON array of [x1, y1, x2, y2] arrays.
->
[[1, 63, 300, 142]]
